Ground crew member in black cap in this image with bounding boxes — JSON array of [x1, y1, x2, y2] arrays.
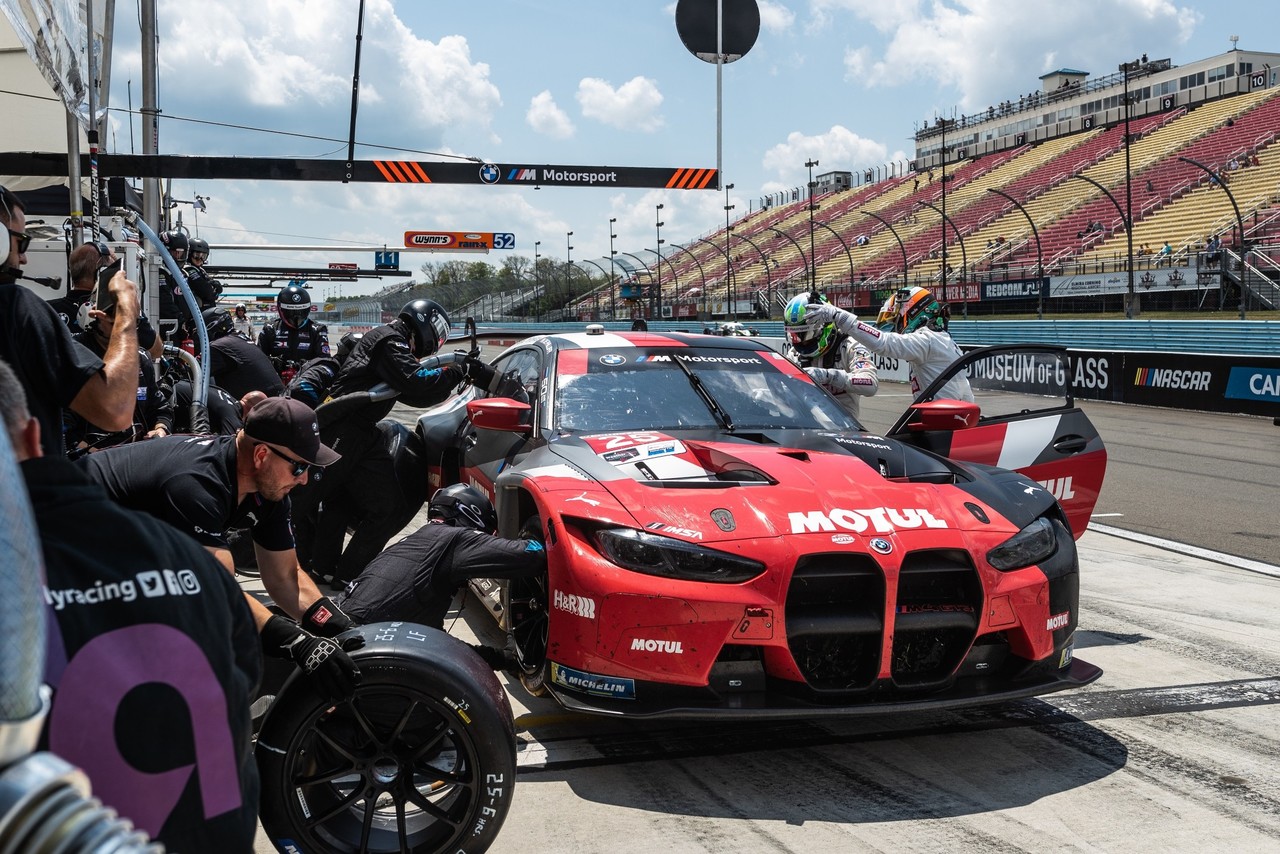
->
[[82, 396, 364, 700]]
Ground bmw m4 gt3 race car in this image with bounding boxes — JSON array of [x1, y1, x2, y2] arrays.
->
[[416, 329, 1107, 719]]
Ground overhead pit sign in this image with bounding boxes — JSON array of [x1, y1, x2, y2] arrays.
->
[[403, 232, 516, 252]]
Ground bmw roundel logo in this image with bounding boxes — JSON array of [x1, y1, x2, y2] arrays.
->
[[479, 163, 500, 184], [870, 537, 893, 554], [599, 354, 626, 366]]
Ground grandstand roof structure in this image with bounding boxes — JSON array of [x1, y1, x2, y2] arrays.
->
[[541, 47, 1280, 324]]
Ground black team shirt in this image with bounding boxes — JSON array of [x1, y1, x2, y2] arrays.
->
[[25, 455, 260, 853]]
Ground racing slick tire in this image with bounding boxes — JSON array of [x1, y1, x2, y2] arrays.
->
[[256, 622, 517, 853], [503, 516, 550, 698]]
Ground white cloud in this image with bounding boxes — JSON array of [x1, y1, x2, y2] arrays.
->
[[761, 125, 899, 185], [842, 46, 870, 79], [149, 0, 501, 147], [758, 1, 797, 32], [816, 0, 1201, 112], [576, 76, 665, 132], [526, 91, 575, 139]]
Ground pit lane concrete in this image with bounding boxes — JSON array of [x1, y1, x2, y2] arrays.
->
[[252, 386, 1280, 852]]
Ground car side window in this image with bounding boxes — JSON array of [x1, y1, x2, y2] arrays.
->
[[491, 348, 543, 420]]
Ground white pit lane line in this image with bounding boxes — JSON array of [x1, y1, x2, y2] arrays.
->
[[1088, 521, 1280, 579]]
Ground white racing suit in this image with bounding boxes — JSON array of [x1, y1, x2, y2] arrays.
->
[[846, 320, 975, 403], [787, 336, 879, 420]]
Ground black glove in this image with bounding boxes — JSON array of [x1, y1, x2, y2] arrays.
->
[[463, 356, 498, 390], [302, 596, 358, 637], [261, 615, 362, 700]]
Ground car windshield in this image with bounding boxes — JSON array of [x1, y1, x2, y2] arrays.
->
[[554, 346, 860, 434]]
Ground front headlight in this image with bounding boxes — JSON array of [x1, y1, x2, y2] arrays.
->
[[987, 517, 1058, 571], [593, 528, 765, 583]]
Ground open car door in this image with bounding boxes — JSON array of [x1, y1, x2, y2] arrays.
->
[[887, 344, 1107, 538]]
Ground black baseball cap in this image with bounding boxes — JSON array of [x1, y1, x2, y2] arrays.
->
[[243, 397, 340, 467]]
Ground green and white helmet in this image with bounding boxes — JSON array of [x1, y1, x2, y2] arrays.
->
[[783, 293, 838, 358]]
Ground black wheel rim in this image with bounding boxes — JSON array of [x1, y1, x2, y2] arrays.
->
[[281, 686, 482, 853], [507, 572, 548, 677]]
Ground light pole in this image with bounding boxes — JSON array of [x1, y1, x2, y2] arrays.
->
[[608, 217, 618, 320], [813, 220, 854, 289], [655, 203, 665, 321], [805, 158, 820, 293], [534, 240, 541, 317], [565, 231, 573, 320], [1069, 174, 1131, 315], [724, 182, 735, 319], [1179, 155, 1248, 320], [986, 187, 1043, 319], [915, 200, 967, 300], [1120, 57, 1143, 318], [668, 242, 708, 319], [576, 258, 611, 321], [647, 248, 680, 311], [939, 116, 951, 286], [618, 250, 652, 320], [864, 211, 909, 289], [766, 226, 808, 293], [728, 229, 771, 318], [694, 236, 732, 320]]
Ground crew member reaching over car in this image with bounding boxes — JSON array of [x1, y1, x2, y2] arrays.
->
[[805, 286, 974, 403], [783, 293, 879, 419]]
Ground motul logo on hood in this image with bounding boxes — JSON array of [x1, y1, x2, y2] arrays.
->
[[789, 507, 948, 534]]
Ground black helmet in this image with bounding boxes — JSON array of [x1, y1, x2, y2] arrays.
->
[[277, 284, 312, 329], [188, 238, 210, 265], [397, 298, 450, 356], [199, 306, 234, 340], [427, 483, 496, 534], [335, 330, 363, 362], [159, 230, 188, 262]]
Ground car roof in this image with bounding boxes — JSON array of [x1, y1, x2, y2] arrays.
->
[[536, 330, 770, 352]]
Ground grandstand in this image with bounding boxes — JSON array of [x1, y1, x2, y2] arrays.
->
[[542, 47, 1280, 323]]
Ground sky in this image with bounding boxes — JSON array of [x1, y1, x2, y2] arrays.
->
[[98, 0, 1278, 299]]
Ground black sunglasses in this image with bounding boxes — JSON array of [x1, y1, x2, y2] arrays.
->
[[263, 444, 317, 477], [7, 226, 31, 254]]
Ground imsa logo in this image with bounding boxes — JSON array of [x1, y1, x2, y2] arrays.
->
[[789, 507, 947, 535]]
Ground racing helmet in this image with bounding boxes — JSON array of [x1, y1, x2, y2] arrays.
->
[[276, 284, 312, 329], [199, 306, 235, 340], [188, 237, 210, 265], [335, 330, 363, 363], [427, 483, 497, 535], [783, 293, 838, 359], [883, 286, 949, 333], [397, 298, 451, 356], [159, 230, 188, 263]]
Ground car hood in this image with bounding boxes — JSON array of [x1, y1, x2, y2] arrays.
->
[[546, 430, 988, 543]]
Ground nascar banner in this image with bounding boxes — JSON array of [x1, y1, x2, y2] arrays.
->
[[960, 346, 1280, 416]]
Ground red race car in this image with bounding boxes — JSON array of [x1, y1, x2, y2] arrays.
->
[[415, 330, 1107, 719]]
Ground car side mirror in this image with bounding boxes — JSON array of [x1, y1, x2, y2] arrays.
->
[[906, 398, 980, 432], [467, 398, 532, 433]]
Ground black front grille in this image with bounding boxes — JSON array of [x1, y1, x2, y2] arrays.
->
[[891, 549, 982, 688], [784, 553, 884, 691]]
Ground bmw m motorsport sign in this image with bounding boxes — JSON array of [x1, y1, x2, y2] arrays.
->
[[0, 152, 720, 191]]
